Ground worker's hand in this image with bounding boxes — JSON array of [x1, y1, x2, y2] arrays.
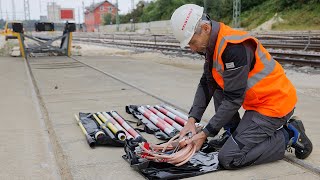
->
[[185, 131, 207, 151], [179, 117, 196, 137]]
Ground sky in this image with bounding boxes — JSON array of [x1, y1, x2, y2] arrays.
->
[[0, 0, 153, 23]]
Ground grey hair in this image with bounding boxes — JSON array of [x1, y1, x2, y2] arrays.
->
[[194, 13, 211, 34], [194, 19, 211, 34]]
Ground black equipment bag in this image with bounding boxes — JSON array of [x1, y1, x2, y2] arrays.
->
[[79, 112, 125, 147], [123, 139, 220, 180]]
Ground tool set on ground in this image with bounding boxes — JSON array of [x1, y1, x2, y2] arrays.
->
[[74, 105, 220, 179], [74, 111, 144, 148], [126, 104, 192, 140]]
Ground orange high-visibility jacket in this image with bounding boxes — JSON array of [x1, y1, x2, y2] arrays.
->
[[212, 23, 297, 117]]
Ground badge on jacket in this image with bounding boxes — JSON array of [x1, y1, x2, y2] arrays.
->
[[225, 62, 235, 69]]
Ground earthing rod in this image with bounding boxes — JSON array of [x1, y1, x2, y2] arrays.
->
[[138, 106, 174, 136], [155, 105, 187, 126], [110, 111, 142, 141], [96, 112, 126, 141], [142, 106, 175, 132], [74, 114, 96, 148], [162, 105, 188, 121], [147, 105, 183, 131], [92, 113, 116, 140], [102, 112, 133, 140]]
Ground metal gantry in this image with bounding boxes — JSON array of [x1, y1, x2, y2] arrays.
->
[[24, 0, 31, 20], [233, 0, 241, 28]]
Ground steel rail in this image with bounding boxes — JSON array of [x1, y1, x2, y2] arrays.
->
[[73, 38, 320, 67]]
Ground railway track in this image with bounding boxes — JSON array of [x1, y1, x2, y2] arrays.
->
[[73, 32, 320, 52], [26, 31, 320, 66], [73, 36, 320, 67]]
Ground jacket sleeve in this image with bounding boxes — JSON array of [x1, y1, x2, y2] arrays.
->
[[203, 43, 254, 136], [188, 60, 218, 123]]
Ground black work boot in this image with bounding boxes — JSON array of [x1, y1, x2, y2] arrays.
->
[[287, 117, 313, 159], [208, 129, 231, 149]]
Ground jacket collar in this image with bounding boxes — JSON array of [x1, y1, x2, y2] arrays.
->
[[205, 20, 220, 59]]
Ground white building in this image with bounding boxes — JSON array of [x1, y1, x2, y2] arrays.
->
[[40, 16, 48, 21], [47, 2, 61, 22]]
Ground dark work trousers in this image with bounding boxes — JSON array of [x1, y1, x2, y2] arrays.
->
[[218, 106, 294, 169], [214, 89, 241, 132]]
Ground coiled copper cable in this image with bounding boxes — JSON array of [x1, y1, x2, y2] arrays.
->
[[136, 132, 201, 166]]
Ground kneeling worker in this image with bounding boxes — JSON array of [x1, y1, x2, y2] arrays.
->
[[171, 4, 313, 169]]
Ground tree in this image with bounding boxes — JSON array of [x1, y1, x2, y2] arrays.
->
[[120, 1, 147, 23], [103, 13, 115, 25], [113, 0, 320, 26]]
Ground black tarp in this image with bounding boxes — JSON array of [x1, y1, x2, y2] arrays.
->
[[123, 140, 220, 180]]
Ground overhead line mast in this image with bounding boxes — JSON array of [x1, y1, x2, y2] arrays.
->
[[233, 0, 241, 28], [24, 0, 31, 20], [12, 0, 16, 20]]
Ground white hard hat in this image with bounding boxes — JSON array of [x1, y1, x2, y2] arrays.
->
[[170, 4, 204, 48]]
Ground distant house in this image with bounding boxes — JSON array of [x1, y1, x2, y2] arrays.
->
[[84, 1, 118, 32]]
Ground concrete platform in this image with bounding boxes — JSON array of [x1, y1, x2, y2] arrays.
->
[[75, 55, 320, 170], [0, 57, 59, 179], [24, 54, 319, 179], [1, 53, 318, 179]]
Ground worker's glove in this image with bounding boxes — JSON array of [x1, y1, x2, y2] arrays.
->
[[179, 117, 196, 137]]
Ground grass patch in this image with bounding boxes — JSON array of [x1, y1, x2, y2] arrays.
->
[[272, 3, 320, 30], [241, 0, 278, 30], [240, 0, 320, 30]]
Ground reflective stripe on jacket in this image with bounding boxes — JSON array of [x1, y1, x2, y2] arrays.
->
[[212, 23, 297, 117]]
